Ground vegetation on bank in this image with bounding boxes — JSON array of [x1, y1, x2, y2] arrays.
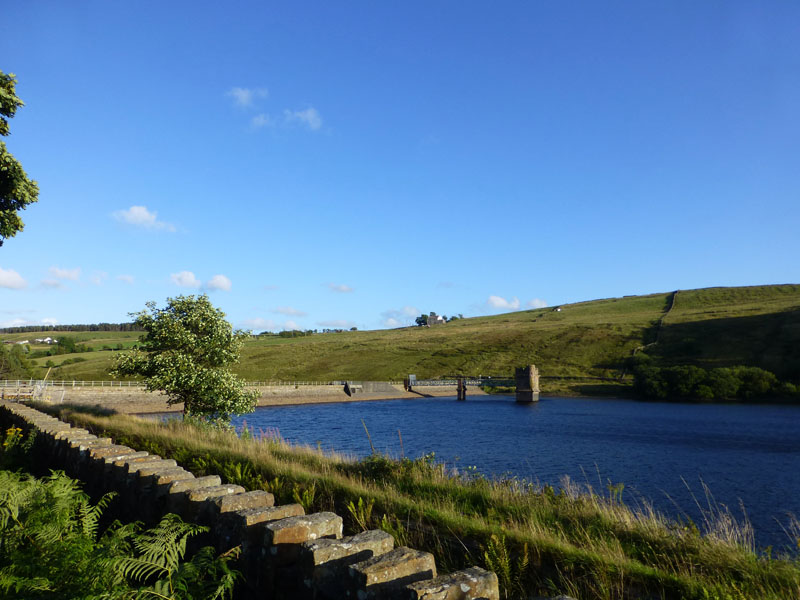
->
[[632, 359, 800, 401], [0, 425, 240, 600], [43, 405, 800, 600]]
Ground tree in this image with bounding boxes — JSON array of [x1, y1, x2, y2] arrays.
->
[[0, 71, 39, 246], [113, 295, 257, 425], [415, 314, 428, 326]]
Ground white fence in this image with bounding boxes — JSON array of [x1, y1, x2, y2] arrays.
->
[[1, 379, 402, 389]]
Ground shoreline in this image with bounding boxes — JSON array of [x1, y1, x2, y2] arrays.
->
[[53, 387, 489, 416]]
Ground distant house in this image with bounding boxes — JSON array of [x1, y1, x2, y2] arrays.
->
[[428, 312, 446, 326]]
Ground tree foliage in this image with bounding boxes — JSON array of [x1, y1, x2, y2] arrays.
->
[[631, 358, 797, 401], [0, 344, 31, 380], [113, 295, 257, 424], [0, 71, 38, 246]]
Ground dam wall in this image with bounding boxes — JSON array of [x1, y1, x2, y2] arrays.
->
[[0, 400, 499, 600]]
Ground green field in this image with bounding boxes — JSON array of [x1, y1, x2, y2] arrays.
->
[[5, 284, 800, 392]]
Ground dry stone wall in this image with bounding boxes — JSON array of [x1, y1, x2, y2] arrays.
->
[[0, 401, 499, 600]]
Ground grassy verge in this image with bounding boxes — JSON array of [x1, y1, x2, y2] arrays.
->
[[41, 405, 800, 600]]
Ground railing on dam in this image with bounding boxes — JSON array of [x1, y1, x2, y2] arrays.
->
[[411, 378, 515, 387], [0, 379, 405, 389]]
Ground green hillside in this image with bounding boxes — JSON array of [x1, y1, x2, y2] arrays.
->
[[5, 284, 800, 393]]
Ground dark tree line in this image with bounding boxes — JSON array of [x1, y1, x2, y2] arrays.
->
[[632, 358, 799, 401], [0, 323, 143, 334]]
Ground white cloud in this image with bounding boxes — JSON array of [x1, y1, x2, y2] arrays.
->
[[49, 266, 81, 281], [170, 271, 202, 288], [327, 283, 353, 293], [381, 306, 420, 327], [117, 274, 135, 285], [0, 317, 27, 328], [527, 298, 548, 309], [487, 295, 520, 310], [242, 317, 276, 331], [0, 316, 59, 328], [40, 279, 64, 289], [90, 271, 108, 286], [113, 206, 176, 232], [285, 107, 322, 131], [0, 267, 27, 289], [317, 319, 355, 328], [272, 306, 307, 317], [251, 113, 274, 128], [227, 86, 268, 108], [282, 320, 299, 330], [206, 274, 232, 292]]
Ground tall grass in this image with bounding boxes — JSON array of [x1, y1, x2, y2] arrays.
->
[[44, 406, 800, 600]]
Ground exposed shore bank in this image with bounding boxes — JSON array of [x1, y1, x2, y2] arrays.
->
[[38, 384, 487, 415]]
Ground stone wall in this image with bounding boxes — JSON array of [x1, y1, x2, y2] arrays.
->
[[0, 401, 499, 600]]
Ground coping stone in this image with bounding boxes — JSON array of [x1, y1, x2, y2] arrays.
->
[[301, 529, 394, 598], [265, 512, 343, 547], [402, 566, 499, 600], [214, 503, 305, 552], [348, 546, 437, 599], [210, 490, 275, 514]]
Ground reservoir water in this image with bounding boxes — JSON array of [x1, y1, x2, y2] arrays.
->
[[231, 395, 800, 551]]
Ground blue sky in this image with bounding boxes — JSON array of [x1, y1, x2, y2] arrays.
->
[[1, 1, 798, 332]]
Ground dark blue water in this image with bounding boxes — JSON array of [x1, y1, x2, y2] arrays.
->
[[232, 395, 800, 550]]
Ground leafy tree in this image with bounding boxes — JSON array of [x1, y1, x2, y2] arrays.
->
[[0, 344, 31, 379], [113, 295, 257, 425], [415, 314, 428, 326], [0, 71, 39, 246]]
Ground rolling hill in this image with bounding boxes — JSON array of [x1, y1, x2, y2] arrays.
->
[[4, 284, 799, 394]]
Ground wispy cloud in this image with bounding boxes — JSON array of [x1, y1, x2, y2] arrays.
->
[[227, 86, 268, 108], [49, 266, 81, 281], [40, 279, 64, 289], [0, 267, 27, 289], [206, 274, 232, 292], [170, 271, 232, 291], [170, 271, 202, 288], [263, 284, 279, 291], [117, 274, 135, 285], [327, 283, 353, 293], [381, 305, 420, 327], [0, 316, 59, 328], [251, 113, 274, 129], [284, 107, 322, 131], [527, 298, 548, 309], [90, 271, 108, 286], [272, 306, 307, 317], [487, 295, 520, 310], [318, 319, 356, 329], [282, 320, 300, 330], [242, 317, 276, 331], [113, 206, 176, 232]]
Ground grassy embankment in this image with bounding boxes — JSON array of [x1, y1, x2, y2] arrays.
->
[[45, 405, 800, 600], [8, 284, 800, 396]]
